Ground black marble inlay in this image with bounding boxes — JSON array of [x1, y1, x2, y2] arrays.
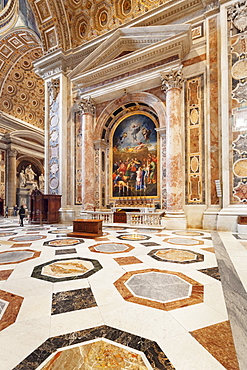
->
[[141, 242, 161, 247], [31, 257, 103, 283], [52, 287, 97, 315], [13, 325, 175, 370], [198, 266, 221, 281], [148, 248, 204, 263], [55, 248, 77, 255], [232, 233, 247, 240]]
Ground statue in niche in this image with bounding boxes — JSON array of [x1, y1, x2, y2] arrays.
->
[[19, 170, 26, 188], [39, 173, 45, 192], [25, 164, 36, 183]]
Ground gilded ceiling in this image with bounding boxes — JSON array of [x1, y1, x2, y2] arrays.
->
[[0, 0, 169, 129]]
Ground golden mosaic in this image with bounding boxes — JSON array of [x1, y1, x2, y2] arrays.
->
[[41, 339, 148, 369]]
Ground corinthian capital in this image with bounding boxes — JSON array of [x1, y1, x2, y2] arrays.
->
[[161, 66, 184, 92], [78, 96, 95, 116]]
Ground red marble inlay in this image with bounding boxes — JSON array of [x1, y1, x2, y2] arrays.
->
[[0, 290, 24, 331], [0, 270, 14, 280]]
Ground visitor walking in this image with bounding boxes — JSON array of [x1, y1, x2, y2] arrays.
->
[[19, 205, 25, 227], [13, 205, 18, 217]]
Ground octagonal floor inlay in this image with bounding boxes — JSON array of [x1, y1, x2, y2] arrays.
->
[[89, 242, 134, 254], [44, 238, 83, 247], [0, 232, 17, 237], [173, 231, 204, 236], [41, 339, 149, 369], [127, 272, 191, 303], [42, 259, 93, 278], [0, 249, 41, 265], [16, 325, 174, 369], [114, 269, 204, 311], [117, 234, 151, 241], [8, 235, 47, 242], [163, 237, 204, 246], [32, 257, 103, 282], [148, 248, 204, 264]]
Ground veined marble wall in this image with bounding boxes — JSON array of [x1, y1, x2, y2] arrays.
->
[[228, 2, 247, 204], [209, 16, 220, 206], [0, 150, 5, 200]]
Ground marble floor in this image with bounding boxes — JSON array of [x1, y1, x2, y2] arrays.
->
[[0, 218, 246, 370]]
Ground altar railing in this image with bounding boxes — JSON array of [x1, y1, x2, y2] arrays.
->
[[80, 211, 163, 226]]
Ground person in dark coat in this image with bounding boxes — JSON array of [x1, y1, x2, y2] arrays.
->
[[19, 205, 25, 227]]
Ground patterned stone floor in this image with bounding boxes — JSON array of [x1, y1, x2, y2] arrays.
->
[[0, 218, 245, 369]]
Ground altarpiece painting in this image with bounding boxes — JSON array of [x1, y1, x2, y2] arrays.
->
[[111, 112, 159, 199]]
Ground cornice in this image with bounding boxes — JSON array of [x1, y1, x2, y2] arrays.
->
[[0, 111, 44, 134], [71, 28, 191, 88]]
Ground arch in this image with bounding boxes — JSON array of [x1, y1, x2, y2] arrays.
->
[[94, 92, 166, 141], [16, 155, 43, 176], [9, 130, 44, 145]]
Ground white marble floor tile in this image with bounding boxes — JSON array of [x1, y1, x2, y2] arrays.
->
[[169, 302, 228, 331], [50, 306, 103, 337], [160, 332, 226, 370]]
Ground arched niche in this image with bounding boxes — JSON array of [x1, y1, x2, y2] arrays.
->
[[93, 92, 165, 208]]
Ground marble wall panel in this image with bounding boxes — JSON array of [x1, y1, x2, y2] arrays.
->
[[209, 17, 220, 205], [185, 75, 204, 204]]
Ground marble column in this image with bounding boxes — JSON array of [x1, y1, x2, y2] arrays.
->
[[7, 149, 17, 211], [161, 67, 186, 225], [79, 97, 95, 211]]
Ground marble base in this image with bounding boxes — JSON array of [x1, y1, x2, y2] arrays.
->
[[202, 207, 220, 231], [237, 224, 247, 234], [161, 215, 186, 230], [58, 208, 75, 224]]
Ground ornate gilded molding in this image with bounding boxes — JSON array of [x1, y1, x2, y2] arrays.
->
[[228, 1, 247, 32], [160, 66, 184, 92], [78, 96, 95, 115]]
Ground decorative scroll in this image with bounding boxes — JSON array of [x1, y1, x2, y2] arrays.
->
[[185, 75, 204, 204], [47, 78, 60, 195], [228, 3, 247, 203], [74, 112, 82, 204]]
